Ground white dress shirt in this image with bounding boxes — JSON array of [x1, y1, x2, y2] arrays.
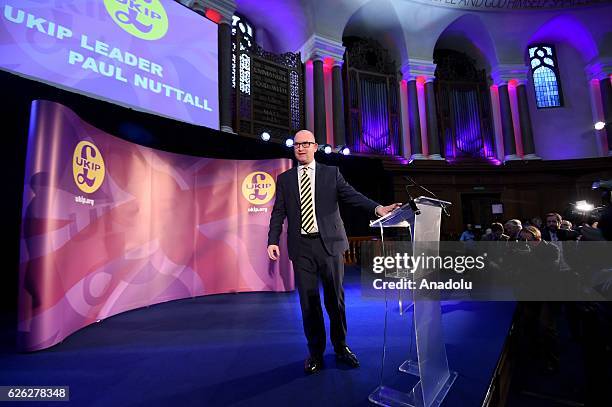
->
[[298, 160, 319, 234]]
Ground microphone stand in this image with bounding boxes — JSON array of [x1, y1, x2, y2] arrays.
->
[[403, 175, 450, 217], [405, 190, 421, 216]]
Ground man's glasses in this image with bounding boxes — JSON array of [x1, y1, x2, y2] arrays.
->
[[294, 142, 316, 149]]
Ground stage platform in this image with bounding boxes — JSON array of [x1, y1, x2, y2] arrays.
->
[[0, 266, 515, 406]]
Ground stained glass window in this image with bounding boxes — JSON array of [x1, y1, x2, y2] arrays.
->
[[528, 44, 563, 108]]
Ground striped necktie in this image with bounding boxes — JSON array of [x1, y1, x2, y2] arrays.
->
[[300, 167, 314, 233]]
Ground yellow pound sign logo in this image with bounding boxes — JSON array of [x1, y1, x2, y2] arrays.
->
[[73, 141, 105, 194], [242, 172, 275, 205], [104, 0, 168, 41]]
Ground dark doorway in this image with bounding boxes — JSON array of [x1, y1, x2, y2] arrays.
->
[[461, 193, 502, 237]]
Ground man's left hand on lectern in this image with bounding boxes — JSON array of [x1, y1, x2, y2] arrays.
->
[[376, 203, 403, 217]]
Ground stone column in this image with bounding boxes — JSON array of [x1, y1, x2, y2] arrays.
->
[[516, 80, 539, 159], [180, 1, 237, 132], [497, 84, 519, 160], [312, 57, 327, 145], [401, 59, 441, 160], [178, 0, 236, 133], [492, 65, 525, 161], [406, 79, 424, 159], [424, 76, 442, 159], [332, 60, 346, 147], [585, 59, 612, 156], [299, 35, 345, 146], [218, 20, 233, 132], [600, 77, 612, 155]]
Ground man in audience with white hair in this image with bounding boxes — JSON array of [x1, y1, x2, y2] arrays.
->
[[504, 219, 522, 241]]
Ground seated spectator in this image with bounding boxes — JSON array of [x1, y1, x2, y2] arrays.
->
[[531, 216, 543, 230], [504, 219, 522, 241], [481, 228, 493, 241], [459, 224, 475, 241], [482, 222, 509, 241]]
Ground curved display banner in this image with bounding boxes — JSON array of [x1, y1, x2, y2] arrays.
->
[[18, 100, 292, 352], [0, 0, 219, 129]]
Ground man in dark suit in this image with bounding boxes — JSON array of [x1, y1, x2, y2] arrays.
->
[[267, 130, 400, 374], [541, 212, 577, 242], [483, 222, 510, 241]]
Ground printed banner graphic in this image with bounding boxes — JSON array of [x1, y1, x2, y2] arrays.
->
[[0, 0, 219, 128], [18, 100, 292, 352]]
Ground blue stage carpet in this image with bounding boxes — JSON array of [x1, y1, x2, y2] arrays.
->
[[0, 267, 515, 407]]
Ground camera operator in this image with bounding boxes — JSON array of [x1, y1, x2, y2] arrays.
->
[[566, 205, 612, 406]]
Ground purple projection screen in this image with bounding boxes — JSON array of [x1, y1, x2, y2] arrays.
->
[[0, 0, 219, 129]]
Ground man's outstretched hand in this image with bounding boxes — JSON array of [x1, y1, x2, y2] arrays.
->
[[267, 245, 280, 260], [376, 203, 402, 217]]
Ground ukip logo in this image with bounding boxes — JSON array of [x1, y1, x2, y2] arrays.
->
[[104, 0, 169, 41], [73, 141, 105, 194], [242, 172, 275, 205]]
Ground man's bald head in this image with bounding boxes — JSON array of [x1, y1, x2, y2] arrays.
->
[[293, 130, 318, 165], [294, 130, 316, 143]]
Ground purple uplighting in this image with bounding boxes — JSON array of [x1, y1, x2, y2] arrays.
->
[[235, 0, 309, 53], [528, 14, 598, 63], [353, 79, 398, 155], [445, 89, 496, 161]]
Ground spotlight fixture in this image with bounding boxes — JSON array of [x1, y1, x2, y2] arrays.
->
[[285, 138, 294, 148], [335, 145, 351, 156], [318, 144, 332, 154], [574, 200, 594, 212], [594, 121, 606, 131], [260, 131, 271, 141], [592, 180, 612, 190]]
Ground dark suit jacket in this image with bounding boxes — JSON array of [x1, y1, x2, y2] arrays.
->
[[541, 228, 577, 242], [268, 162, 380, 260]]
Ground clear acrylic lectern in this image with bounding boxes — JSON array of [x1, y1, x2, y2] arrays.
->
[[368, 197, 457, 407]]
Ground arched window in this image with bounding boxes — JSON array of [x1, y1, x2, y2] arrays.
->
[[232, 14, 254, 95], [528, 44, 563, 108]]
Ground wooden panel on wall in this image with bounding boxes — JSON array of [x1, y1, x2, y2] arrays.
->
[[383, 157, 612, 237]]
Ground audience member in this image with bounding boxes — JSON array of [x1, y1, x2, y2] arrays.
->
[[459, 224, 475, 241], [504, 219, 522, 241], [482, 222, 509, 241]]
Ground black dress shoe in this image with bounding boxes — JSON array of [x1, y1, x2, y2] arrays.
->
[[335, 346, 360, 368], [304, 356, 324, 374]]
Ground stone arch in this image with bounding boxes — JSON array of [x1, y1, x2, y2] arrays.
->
[[342, 0, 408, 67], [526, 14, 598, 63], [433, 14, 499, 73], [234, 0, 311, 53]]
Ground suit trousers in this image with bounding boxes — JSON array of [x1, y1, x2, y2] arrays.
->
[[293, 235, 347, 357]]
